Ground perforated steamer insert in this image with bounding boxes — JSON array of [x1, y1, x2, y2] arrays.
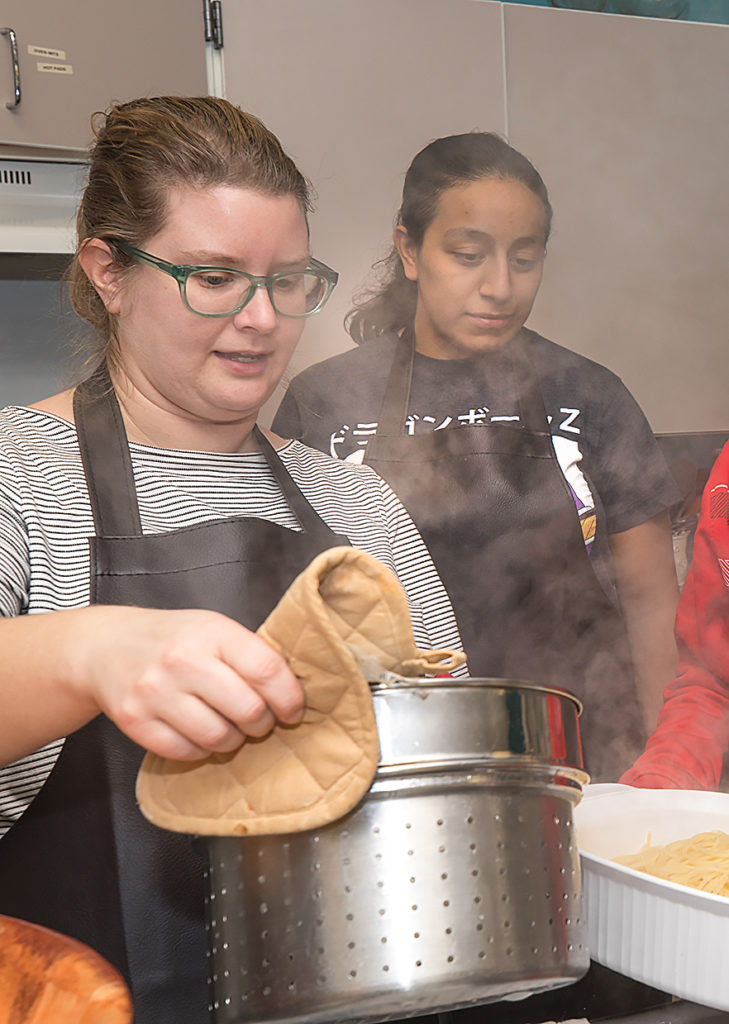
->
[[205, 679, 589, 1024]]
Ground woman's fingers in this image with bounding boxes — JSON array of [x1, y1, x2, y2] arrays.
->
[[163, 671, 279, 747], [152, 616, 301, 738], [131, 717, 212, 762], [86, 606, 303, 759], [217, 627, 305, 726], [131, 689, 263, 761]]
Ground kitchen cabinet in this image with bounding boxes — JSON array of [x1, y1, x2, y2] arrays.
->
[[0, 0, 207, 153]]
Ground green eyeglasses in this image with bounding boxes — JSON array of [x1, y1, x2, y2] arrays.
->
[[112, 240, 338, 319]]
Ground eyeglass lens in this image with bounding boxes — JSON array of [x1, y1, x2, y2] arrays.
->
[[185, 269, 329, 317]]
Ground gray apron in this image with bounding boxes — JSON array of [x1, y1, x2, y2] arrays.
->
[[0, 366, 349, 1023], [364, 331, 645, 782]]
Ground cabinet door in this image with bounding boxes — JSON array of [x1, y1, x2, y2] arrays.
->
[[0, 0, 207, 151]]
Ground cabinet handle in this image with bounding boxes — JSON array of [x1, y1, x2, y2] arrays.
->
[[0, 27, 21, 109]]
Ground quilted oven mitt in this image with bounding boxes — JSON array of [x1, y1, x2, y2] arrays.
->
[[136, 546, 465, 836]]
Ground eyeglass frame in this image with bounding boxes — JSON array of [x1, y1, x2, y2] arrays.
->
[[110, 240, 339, 319]]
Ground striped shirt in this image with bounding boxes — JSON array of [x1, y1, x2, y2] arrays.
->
[[0, 405, 463, 836]]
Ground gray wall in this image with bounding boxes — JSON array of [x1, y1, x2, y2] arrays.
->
[[222, 0, 729, 434], [504, 4, 729, 433], [0, 281, 78, 407]]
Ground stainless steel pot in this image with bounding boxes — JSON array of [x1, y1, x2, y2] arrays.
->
[[205, 679, 590, 1024]]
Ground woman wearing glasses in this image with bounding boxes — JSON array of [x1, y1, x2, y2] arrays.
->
[[0, 96, 461, 1024], [275, 131, 681, 785]]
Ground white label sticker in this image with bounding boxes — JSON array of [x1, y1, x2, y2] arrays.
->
[[28, 45, 67, 60], [37, 62, 73, 75]]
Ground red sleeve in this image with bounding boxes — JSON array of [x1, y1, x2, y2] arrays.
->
[[620, 441, 729, 790]]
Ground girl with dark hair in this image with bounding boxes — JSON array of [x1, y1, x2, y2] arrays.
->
[[274, 131, 681, 784]]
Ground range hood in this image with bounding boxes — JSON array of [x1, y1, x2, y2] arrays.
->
[[0, 157, 85, 259]]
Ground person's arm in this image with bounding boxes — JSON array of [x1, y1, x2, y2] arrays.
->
[[609, 509, 679, 733], [621, 452, 729, 790], [0, 605, 304, 768]]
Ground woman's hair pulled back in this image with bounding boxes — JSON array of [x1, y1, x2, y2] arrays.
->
[[70, 95, 311, 355], [346, 132, 552, 345]]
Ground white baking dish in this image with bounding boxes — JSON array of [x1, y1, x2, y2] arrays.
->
[[575, 783, 729, 1011]]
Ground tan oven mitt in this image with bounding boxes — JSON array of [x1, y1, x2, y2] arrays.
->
[[136, 546, 465, 836]]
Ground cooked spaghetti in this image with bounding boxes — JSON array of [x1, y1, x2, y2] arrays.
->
[[614, 830, 729, 897]]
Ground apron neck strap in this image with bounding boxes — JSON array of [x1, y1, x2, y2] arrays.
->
[[73, 364, 334, 539], [376, 331, 416, 436], [73, 363, 142, 537], [375, 329, 551, 437], [506, 333, 553, 435], [253, 427, 335, 535]]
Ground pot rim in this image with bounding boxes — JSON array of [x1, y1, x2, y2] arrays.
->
[[369, 676, 584, 715]]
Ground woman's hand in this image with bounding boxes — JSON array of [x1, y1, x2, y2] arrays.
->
[[0, 606, 304, 765], [77, 606, 304, 760]]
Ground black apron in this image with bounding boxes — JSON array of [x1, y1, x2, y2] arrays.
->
[[0, 368, 349, 1024], [364, 332, 645, 782]]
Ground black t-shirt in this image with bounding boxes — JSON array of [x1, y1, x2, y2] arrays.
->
[[274, 328, 680, 599]]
